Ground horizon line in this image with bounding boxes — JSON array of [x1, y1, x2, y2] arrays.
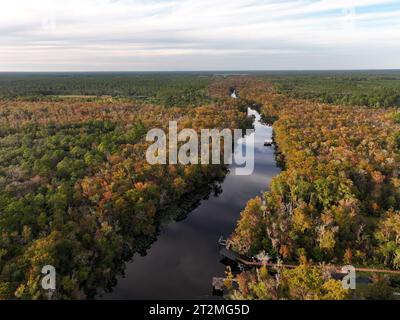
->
[[1, 68, 400, 74]]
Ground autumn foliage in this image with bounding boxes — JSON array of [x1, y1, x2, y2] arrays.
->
[[229, 79, 400, 299], [0, 96, 250, 299]]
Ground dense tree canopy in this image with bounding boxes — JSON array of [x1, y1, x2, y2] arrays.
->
[[0, 93, 251, 299], [228, 78, 400, 299], [264, 71, 400, 108], [2, 72, 400, 300], [0, 73, 213, 107]]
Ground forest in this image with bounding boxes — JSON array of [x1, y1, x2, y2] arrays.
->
[[1, 71, 400, 300], [264, 71, 400, 108], [0, 78, 252, 299], [0, 73, 213, 107], [227, 77, 400, 300]]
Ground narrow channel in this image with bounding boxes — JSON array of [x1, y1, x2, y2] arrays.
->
[[103, 108, 280, 300]]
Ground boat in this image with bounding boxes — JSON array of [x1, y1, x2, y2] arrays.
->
[[264, 139, 273, 146]]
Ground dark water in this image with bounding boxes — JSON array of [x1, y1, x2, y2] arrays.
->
[[102, 109, 280, 300]]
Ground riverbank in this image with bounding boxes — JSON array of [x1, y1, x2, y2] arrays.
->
[[101, 108, 280, 299]]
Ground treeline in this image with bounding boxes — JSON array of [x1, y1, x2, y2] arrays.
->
[[228, 79, 400, 299], [262, 71, 400, 107], [5, 71, 399, 108], [0, 96, 251, 299], [0, 73, 213, 107]]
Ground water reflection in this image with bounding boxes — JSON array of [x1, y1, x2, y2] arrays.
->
[[100, 108, 280, 300]]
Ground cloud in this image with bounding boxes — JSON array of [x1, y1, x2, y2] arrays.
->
[[0, 0, 399, 70]]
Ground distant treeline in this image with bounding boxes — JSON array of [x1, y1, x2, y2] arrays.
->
[[0, 73, 213, 107], [2, 71, 400, 108], [261, 71, 400, 107]]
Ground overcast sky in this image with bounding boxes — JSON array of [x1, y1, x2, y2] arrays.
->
[[0, 0, 399, 71]]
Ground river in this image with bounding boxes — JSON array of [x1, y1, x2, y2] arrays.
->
[[102, 108, 280, 300]]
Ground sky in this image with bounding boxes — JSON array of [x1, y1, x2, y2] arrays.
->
[[0, 0, 399, 71]]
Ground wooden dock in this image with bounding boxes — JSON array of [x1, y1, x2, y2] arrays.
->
[[218, 238, 400, 275]]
